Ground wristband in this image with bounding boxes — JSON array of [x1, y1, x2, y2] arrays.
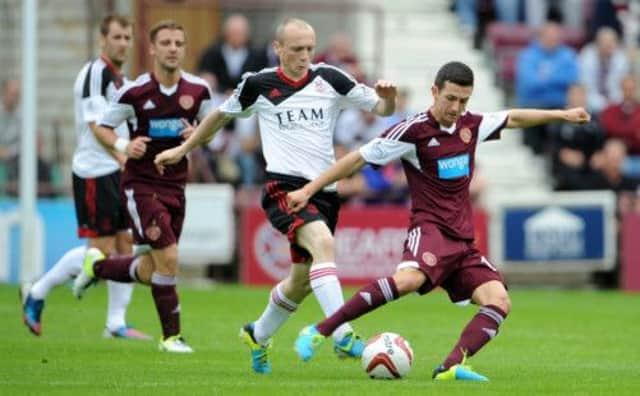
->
[[114, 137, 130, 154]]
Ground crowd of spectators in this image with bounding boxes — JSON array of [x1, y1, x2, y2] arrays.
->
[[453, 0, 640, 217]]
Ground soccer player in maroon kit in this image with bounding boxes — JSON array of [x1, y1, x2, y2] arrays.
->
[[290, 61, 590, 380], [73, 20, 213, 353]]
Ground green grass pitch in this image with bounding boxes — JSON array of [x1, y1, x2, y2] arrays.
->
[[2, 283, 639, 395]]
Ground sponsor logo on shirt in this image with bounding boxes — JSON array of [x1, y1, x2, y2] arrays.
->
[[437, 153, 470, 179], [275, 107, 327, 130], [149, 118, 183, 138]]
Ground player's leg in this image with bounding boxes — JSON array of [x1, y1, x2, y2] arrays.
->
[[21, 245, 88, 336], [295, 267, 424, 361], [150, 244, 192, 353], [434, 254, 508, 382], [102, 230, 151, 340], [295, 220, 358, 342], [241, 260, 311, 374]]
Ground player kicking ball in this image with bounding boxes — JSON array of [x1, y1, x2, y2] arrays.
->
[[290, 61, 590, 381]]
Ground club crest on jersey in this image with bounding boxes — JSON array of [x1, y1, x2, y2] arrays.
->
[[460, 127, 472, 143], [179, 94, 194, 110], [437, 153, 470, 179], [314, 79, 326, 92], [422, 252, 437, 267]]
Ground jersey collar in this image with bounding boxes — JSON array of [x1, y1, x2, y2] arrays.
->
[[276, 66, 311, 88]]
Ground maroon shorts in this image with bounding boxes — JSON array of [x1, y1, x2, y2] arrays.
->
[[400, 223, 505, 303], [122, 183, 185, 250]]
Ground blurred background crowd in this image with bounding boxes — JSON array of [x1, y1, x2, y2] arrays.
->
[[1, 0, 639, 225]]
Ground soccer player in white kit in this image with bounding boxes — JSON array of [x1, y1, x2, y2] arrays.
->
[[21, 14, 150, 340], [155, 18, 397, 373]]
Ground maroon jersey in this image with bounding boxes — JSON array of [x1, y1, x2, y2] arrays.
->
[[359, 110, 508, 240], [100, 71, 213, 191]]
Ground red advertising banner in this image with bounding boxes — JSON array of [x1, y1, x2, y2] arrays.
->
[[240, 206, 489, 285], [621, 213, 640, 292]]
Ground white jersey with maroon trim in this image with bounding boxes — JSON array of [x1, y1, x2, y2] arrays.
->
[[219, 63, 380, 189], [359, 110, 509, 240], [72, 57, 129, 178]]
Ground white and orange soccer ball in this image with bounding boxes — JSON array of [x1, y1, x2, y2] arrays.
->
[[361, 332, 414, 379]]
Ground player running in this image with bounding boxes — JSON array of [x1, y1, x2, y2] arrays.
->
[[21, 14, 150, 340], [72, 20, 213, 353], [154, 18, 397, 372]]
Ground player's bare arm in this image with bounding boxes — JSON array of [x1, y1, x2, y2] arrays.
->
[[154, 108, 233, 174], [372, 80, 398, 116], [287, 151, 367, 213], [88, 121, 127, 165], [93, 124, 150, 159], [506, 107, 591, 129]]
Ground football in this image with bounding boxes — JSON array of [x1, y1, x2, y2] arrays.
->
[[361, 332, 414, 379]]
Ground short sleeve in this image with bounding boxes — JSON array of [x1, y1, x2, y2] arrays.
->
[[196, 85, 215, 121], [80, 63, 109, 123], [342, 83, 380, 112], [359, 137, 415, 166], [98, 85, 134, 128], [478, 111, 509, 142], [218, 75, 259, 118], [318, 65, 379, 111]]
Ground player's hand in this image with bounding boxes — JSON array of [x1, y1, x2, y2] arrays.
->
[[286, 188, 311, 213], [126, 136, 151, 159], [154, 146, 186, 175], [179, 118, 197, 140], [374, 80, 397, 99], [564, 107, 591, 124]]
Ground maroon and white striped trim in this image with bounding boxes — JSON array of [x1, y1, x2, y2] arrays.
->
[[271, 286, 297, 312], [309, 263, 338, 281]]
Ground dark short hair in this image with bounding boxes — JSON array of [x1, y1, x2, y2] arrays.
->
[[99, 14, 132, 37], [149, 19, 186, 43], [434, 61, 474, 89]]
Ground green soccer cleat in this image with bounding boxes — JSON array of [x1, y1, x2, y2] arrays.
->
[[333, 330, 365, 359], [239, 323, 272, 374], [158, 335, 194, 353], [294, 324, 326, 362], [432, 358, 489, 382], [72, 247, 103, 299]]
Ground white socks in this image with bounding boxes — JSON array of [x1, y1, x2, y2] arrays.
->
[[106, 280, 134, 331], [30, 246, 86, 300], [309, 262, 352, 340], [253, 282, 298, 345]]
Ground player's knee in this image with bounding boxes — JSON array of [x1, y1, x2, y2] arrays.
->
[[491, 293, 512, 315], [308, 234, 334, 259], [393, 270, 425, 295]]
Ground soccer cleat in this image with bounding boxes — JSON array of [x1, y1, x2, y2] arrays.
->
[[103, 325, 153, 341], [158, 335, 194, 353], [333, 330, 365, 359], [432, 360, 489, 382], [72, 247, 104, 299], [239, 323, 272, 374], [294, 324, 326, 362], [21, 292, 44, 336]]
